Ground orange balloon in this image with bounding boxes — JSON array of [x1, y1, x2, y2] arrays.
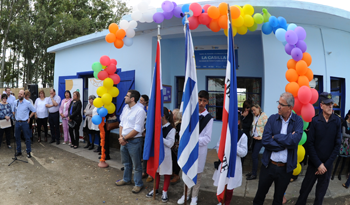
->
[[209, 20, 221, 32], [105, 33, 116, 43], [302, 52, 312, 67], [296, 60, 308, 75], [230, 6, 241, 19], [232, 15, 244, 27], [285, 82, 300, 97], [115, 29, 126, 39], [218, 3, 228, 15], [218, 15, 228, 29], [305, 68, 314, 81], [207, 6, 220, 19], [108, 23, 119, 34], [298, 76, 309, 87], [286, 69, 298, 82], [114, 39, 124, 49], [287, 59, 296, 69]]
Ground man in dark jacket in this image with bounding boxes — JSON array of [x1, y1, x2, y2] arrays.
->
[[253, 92, 303, 205], [296, 92, 341, 205]]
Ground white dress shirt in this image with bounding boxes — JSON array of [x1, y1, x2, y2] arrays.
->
[[270, 113, 292, 163], [46, 95, 61, 113], [35, 98, 49, 118], [120, 104, 146, 138]]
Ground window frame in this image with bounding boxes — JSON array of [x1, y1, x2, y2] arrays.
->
[[312, 75, 323, 116], [330, 77, 345, 119]]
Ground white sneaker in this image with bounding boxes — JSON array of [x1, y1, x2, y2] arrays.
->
[[161, 191, 168, 203], [177, 195, 189, 204], [62, 142, 66, 145], [190, 197, 197, 205], [68, 142, 72, 146]]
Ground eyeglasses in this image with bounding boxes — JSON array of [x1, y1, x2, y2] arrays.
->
[[277, 101, 289, 107]]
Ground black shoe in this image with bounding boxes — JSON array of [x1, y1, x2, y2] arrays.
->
[[245, 172, 252, 177], [121, 167, 124, 171], [27, 153, 32, 158], [98, 152, 101, 155], [15, 152, 22, 156], [56, 141, 60, 145], [73, 146, 78, 149], [338, 175, 341, 180], [84, 144, 90, 148], [246, 175, 257, 180], [88, 145, 94, 150], [99, 156, 111, 160], [146, 189, 159, 198], [50, 140, 56, 143]]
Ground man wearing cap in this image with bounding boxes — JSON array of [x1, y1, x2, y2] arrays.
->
[[296, 92, 341, 205]]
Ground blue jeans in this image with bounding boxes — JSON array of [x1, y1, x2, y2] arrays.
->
[[251, 140, 263, 176], [15, 121, 32, 153], [345, 175, 350, 187], [121, 137, 144, 187]]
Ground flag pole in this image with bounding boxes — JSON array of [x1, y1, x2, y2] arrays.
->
[[184, 185, 188, 205]]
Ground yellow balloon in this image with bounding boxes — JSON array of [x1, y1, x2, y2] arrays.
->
[[105, 103, 116, 114], [102, 65, 106, 69], [234, 5, 244, 16], [96, 86, 108, 97], [243, 15, 254, 27], [108, 87, 119, 97], [103, 78, 113, 89], [237, 26, 247, 35], [102, 93, 112, 105], [293, 163, 302, 176], [242, 4, 254, 16], [297, 145, 305, 163], [93, 98, 104, 108], [224, 27, 237, 37], [224, 29, 228, 36], [232, 15, 244, 27]]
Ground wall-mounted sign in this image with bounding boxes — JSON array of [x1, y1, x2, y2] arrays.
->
[[194, 45, 238, 69], [163, 84, 172, 103]]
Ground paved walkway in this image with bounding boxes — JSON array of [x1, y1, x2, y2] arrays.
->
[[51, 142, 350, 200]]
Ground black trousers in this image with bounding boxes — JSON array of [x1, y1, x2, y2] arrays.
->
[[0, 127, 11, 146], [172, 150, 180, 175], [253, 163, 293, 205], [104, 127, 110, 157], [49, 112, 60, 141], [69, 120, 81, 147], [36, 118, 48, 139], [296, 165, 332, 205]]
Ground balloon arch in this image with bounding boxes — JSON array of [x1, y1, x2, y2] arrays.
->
[[92, 1, 316, 175]]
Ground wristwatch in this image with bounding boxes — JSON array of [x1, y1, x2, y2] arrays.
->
[[122, 136, 126, 141]]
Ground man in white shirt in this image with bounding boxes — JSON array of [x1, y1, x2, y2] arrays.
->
[[115, 90, 146, 194], [45, 89, 61, 144]]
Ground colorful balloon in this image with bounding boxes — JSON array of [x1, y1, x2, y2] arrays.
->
[[237, 26, 248, 35], [303, 120, 309, 131], [275, 28, 286, 42], [253, 13, 264, 24], [269, 16, 278, 27], [92, 115, 102, 125], [98, 70, 109, 80], [93, 98, 104, 108], [310, 88, 319, 104], [293, 163, 302, 176], [207, 6, 220, 19], [102, 93, 112, 105], [285, 69, 298, 82], [209, 20, 221, 32], [108, 87, 120, 97], [173, 6, 183, 18], [285, 44, 295, 55], [305, 68, 313, 81], [108, 23, 119, 34], [302, 52, 312, 66], [109, 74, 120, 85], [285, 30, 298, 45], [243, 4, 254, 16], [218, 2, 228, 15], [261, 22, 273, 35], [298, 86, 312, 104], [232, 16, 244, 27], [293, 97, 302, 115], [114, 39, 124, 49], [287, 59, 296, 69], [301, 103, 315, 122], [162, 0, 174, 13], [105, 33, 116, 43], [243, 15, 254, 27], [100, 55, 110, 66], [198, 13, 211, 25], [297, 145, 305, 162], [296, 60, 308, 75], [218, 15, 228, 29], [97, 86, 108, 97], [294, 26, 306, 40], [296, 40, 307, 53], [98, 107, 108, 117], [248, 23, 258, 32], [153, 12, 165, 23], [291, 47, 303, 61], [188, 16, 199, 30], [298, 76, 309, 88], [103, 78, 114, 89], [299, 132, 307, 145], [285, 82, 300, 97], [105, 103, 116, 114], [230, 6, 241, 19], [189, 3, 202, 17], [262, 8, 271, 23], [92, 62, 102, 72]]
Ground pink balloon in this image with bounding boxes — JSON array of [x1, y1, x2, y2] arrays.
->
[[189, 3, 202, 17], [203, 4, 211, 13], [301, 103, 315, 122], [105, 64, 117, 75], [100, 55, 111, 66], [298, 86, 312, 105], [198, 13, 211, 25], [293, 97, 302, 115], [110, 59, 117, 65], [98, 70, 109, 80], [109, 74, 121, 85], [188, 16, 199, 30], [310, 88, 319, 104]]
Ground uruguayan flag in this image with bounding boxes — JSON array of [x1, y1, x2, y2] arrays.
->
[[177, 22, 199, 188]]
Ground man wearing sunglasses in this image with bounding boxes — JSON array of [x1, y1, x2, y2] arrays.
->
[[253, 92, 303, 205], [296, 92, 341, 205]]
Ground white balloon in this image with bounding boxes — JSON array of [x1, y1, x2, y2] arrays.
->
[[119, 20, 129, 30], [129, 20, 138, 29], [131, 11, 142, 21], [126, 28, 135, 38], [124, 37, 133, 47], [138, 1, 148, 12], [143, 11, 153, 23]]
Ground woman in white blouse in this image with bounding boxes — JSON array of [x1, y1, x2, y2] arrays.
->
[[35, 90, 49, 142]]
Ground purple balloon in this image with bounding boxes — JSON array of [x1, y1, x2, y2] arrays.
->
[[172, 1, 177, 8], [285, 43, 295, 55], [294, 26, 306, 41], [163, 11, 173, 20], [296, 40, 307, 53], [162, 1, 174, 12], [173, 6, 182, 18], [285, 30, 298, 45], [291, 47, 303, 61], [153, 12, 164, 24]]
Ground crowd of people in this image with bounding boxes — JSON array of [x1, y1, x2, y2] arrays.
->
[[1, 86, 349, 204]]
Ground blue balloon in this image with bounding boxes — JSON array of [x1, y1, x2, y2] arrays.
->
[[272, 26, 280, 34], [278, 17, 287, 28], [275, 28, 287, 42], [92, 115, 102, 125], [282, 41, 288, 46], [97, 108, 101, 113], [98, 107, 108, 117], [123, 37, 133, 47], [269, 16, 278, 27], [287, 23, 297, 31], [262, 22, 273, 35], [202, 9, 204, 13], [182, 17, 186, 25], [182, 4, 190, 13]]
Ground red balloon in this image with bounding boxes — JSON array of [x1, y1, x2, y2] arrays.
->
[[109, 74, 121, 85], [189, 3, 202, 17], [293, 97, 302, 115], [110, 59, 117, 66], [310, 88, 319, 104], [203, 4, 211, 13], [188, 16, 199, 30], [198, 13, 211, 25], [100, 55, 110, 66], [98, 70, 109, 80], [105, 64, 117, 75], [298, 86, 311, 105], [301, 103, 315, 122]]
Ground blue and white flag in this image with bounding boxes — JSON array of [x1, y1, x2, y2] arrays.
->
[[177, 22, 199, 188]]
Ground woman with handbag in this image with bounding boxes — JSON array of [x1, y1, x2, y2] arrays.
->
[[68, 91, 82, 149], [246, 104, 268, 180], [59, 90, 72, 145], [83, 95, 95, 149]]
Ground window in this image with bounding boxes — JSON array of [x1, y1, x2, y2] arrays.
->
[[176, 77, 185, 109], [311, 75, 323, 116], [207, 77, 262, 120], [330, 77, 345, 118]]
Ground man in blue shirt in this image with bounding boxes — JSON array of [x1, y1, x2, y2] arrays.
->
[[12, 90, 36, 158]]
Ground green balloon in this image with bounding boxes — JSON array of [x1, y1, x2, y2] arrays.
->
[[292, 110, 296, 114], [92, 62, 102, 72], [93, 71, 99, 79], [262, 8, 271, 23], [248, 23, 258, 32], [299, 132, 307, 145], [253, 13, 264, 24], [303, 120, 309, 130]]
